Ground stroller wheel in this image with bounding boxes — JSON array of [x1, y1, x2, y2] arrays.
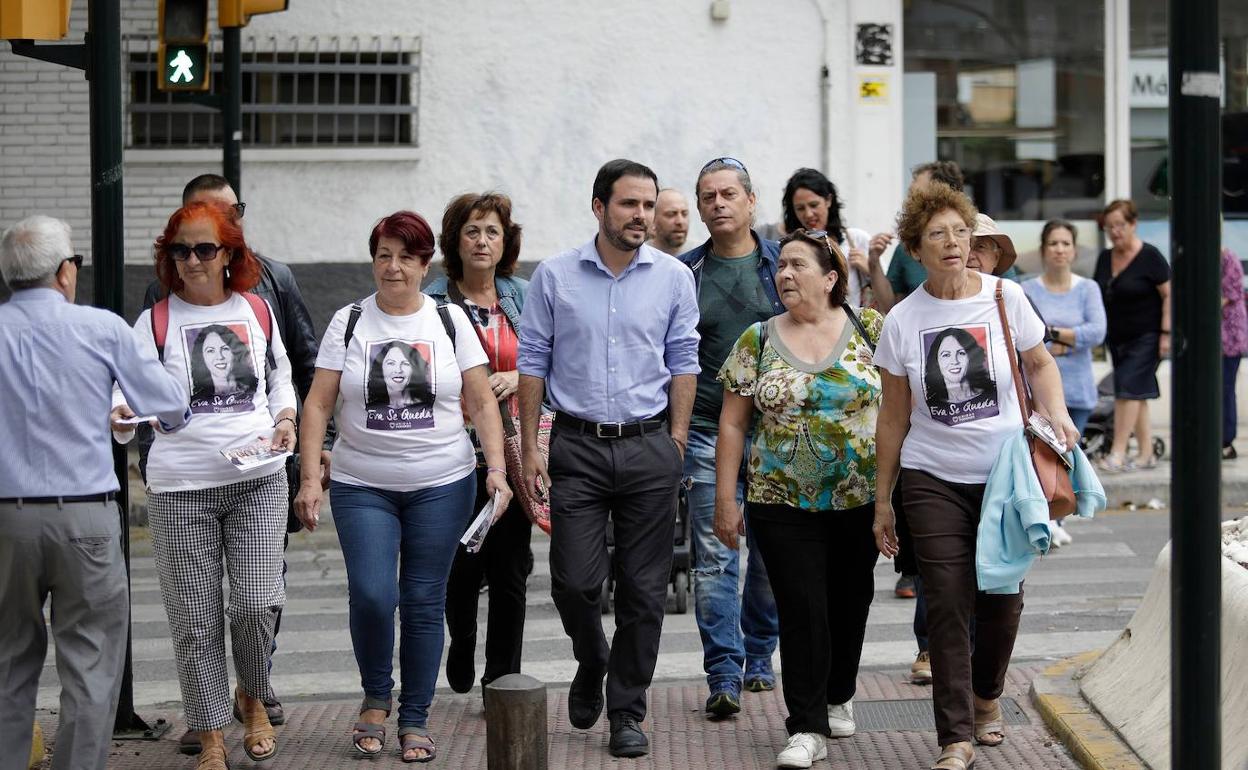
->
[[673, 570, 689, 614], [1081, 429, 1107, 459], [1152, 436, 1166, 460]]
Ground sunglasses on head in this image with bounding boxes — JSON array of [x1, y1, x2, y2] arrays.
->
[[61, 254, 84, 269], [700, 156, 749, 174], [166, 243, 226, 262]]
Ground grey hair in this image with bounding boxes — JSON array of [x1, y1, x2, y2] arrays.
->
[[696, 161, 753, 197], [0, 215, 73, 287]]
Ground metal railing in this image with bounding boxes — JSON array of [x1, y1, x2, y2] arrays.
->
[[125, 35, 420, 148]]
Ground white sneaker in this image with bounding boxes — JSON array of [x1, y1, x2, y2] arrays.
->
[[1055, 525, 1073, 546], [777, 732, 827, 768], [827, 700, 855, 738]]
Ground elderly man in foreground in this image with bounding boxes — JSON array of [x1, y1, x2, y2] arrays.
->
[[0, 216, 190, 770]]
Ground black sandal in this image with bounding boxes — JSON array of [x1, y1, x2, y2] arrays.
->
[[352, 696, 392, 757]]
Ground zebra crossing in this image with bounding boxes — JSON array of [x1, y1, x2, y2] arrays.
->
[[35, 512, 1147, 710]]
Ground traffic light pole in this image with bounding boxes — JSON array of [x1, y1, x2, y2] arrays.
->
[[1168, 1, 1222, 768], [222, 25, 242, 194]]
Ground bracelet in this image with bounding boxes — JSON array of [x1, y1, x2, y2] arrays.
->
[[275, 416, 296, 429], [486, 466, 507, 476], [1160, 329, 1171, 335]]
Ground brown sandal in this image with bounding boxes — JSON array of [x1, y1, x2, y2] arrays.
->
[[931, 741, 975, 770], [234, 687, 278, 762], [399, 730, 437, 763], [353, 697, 392, 756], [196, 730, 229, 770], [973, 696, 1005, 746]]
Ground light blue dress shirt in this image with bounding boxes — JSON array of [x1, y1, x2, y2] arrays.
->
[[517, 238, 701, 423], [0, 288, 190, 497], [1021, 276, 1107, 409]]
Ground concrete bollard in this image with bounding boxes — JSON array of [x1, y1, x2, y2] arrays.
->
[[483, 673, 547, 770]]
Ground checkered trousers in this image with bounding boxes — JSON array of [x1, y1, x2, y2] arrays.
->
[[147, 470, 287, 731]]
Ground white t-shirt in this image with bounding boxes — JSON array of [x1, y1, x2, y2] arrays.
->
[[842, 227, 872, 309], [873, 275, 1045, 484], [117, 293, 298, 492], [317, 294, 488, 491]]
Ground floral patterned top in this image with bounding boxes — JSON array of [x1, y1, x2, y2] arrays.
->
[[718, 308, 883, 512]]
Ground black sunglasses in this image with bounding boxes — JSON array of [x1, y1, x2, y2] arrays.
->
[[62, 254, 84, 269], [700, 156, 749, 174], [166, 243, 226, 262]]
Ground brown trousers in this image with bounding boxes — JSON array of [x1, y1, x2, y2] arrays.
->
[[900, 469, 1024, 746]]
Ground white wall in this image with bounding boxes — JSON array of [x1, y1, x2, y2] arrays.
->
[[1, 0, 912, 265]]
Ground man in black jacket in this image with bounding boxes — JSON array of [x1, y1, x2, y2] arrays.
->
[[139, 174, 327, 754]]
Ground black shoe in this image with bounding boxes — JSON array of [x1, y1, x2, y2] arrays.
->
[[446, 636, 476, 694], [608, 713, 650, 758], [1224, 444, 1238, 460], [567, 665, 605, 729], [178, 729, 201, 756], [263, 697, 285, 726]]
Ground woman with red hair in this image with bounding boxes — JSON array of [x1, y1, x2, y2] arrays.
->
[[294, 210, 511, 762], [111, 201, 296, 769]]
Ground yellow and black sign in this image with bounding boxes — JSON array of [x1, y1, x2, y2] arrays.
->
[[858, 75, 889, 104]]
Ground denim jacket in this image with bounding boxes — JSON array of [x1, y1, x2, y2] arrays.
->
[[676, 230, 784, 314], [423, 274, 528, 330]]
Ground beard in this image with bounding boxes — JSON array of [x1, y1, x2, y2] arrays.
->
[[604, 216, 648, 252]]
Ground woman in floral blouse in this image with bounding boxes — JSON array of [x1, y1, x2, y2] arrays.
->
[[714, 228, 882, 769]]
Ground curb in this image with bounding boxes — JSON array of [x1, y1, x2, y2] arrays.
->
[[1028, 651, 1147, 770]]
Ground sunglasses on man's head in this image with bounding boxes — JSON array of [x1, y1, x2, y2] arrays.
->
[[700, 156, 749, 174], [62, 254, 84, 269], [166, 243, 226, 262]]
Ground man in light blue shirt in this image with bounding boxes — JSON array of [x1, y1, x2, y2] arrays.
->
[[518, 159, 700, 759], [0, 215, 190, 770]]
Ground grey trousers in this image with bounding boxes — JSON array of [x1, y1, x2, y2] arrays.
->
[[0, 499, 129, 770]]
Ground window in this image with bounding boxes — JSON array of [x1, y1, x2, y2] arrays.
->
[[904, 0, 1107, 222], [126, 36, 420, 148]]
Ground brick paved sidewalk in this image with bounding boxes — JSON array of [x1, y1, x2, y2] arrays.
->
[[38, 666, 1079, 769]]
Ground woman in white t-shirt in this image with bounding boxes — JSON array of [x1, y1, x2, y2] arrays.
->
[[871, 183, 1077, 770], [110, 201, 296, 769], [293, 210, 512, 763]]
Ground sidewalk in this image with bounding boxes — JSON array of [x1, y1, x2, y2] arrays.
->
[[37, 667, 1081, 770]]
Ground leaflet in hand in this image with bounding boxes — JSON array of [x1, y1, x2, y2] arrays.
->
[[115, 415, 156, 425], [460, 490, 502, 554], [220, 436, 291, 473], [1026, 413, 1074, 469]]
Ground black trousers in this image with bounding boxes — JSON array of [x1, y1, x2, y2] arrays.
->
[[547, 425, 682, 721], [444, 467, 533, 685], [748, 501, 878, 736]]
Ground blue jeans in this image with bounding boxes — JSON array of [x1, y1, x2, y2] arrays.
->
[[331, 473, 476, 728], [684, 428, 778, 687]]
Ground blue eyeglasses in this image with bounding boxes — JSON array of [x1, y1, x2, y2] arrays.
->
[[700, 156, 749, 174]]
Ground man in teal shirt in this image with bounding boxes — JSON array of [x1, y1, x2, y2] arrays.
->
[[677, 157, 781, 717]]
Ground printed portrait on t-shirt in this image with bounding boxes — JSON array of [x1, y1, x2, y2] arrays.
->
[[183, 322, 258, 414], [364, 339, 435, 430], [920, 324, 999, 426]]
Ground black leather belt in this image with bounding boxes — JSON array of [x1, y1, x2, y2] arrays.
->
[[554, 411, 667, 439], [0, 492, 115, 506]]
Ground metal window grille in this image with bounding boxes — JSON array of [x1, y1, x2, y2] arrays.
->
[[126, 35, 420, 148]]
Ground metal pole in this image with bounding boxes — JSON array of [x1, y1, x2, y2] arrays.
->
[[223, 25, 241, 195], [1168, 1, 1222, 768]]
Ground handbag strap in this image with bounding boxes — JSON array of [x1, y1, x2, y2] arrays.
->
[[447, 281, 518, 436], [993, 281, 1032, 424], [841, 301, 875, 353]]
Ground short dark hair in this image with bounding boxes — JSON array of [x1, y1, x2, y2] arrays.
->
[[182, 174, 232, 204], [781, 167, 846, 244], [912, 161, 964, 192], [778, 228, 849, 308], [369, 210, 436, 264], [438, 192, 523, 282], [592, 159, 659, 207]]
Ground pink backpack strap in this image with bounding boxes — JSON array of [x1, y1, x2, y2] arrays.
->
[[241, 292, 272, 344], [150, 298, 171, 362]]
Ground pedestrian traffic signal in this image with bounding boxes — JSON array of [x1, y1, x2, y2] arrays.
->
[[0, 0, 72, 40], [219, 0, 288, 28], [157, 0, 209, 92]]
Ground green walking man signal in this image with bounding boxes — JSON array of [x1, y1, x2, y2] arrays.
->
[[157, 0, 209, 91]]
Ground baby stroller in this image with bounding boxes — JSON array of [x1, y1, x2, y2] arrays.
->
[[599, 478, 693, 615], [1080, 373, 1167, 460]]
